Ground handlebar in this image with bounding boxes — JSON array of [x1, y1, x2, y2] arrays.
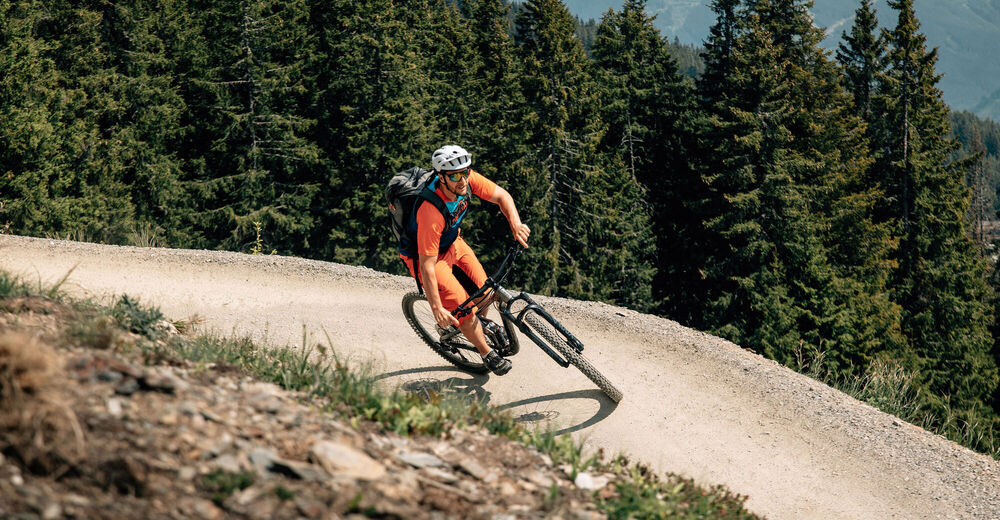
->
[[491, 245, 523, 286]]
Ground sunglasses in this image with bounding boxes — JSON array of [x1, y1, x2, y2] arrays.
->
[[443, 168, 470, 182]]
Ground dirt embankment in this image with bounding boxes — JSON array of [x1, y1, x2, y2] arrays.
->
[[2, 234, 999, 519], [0, 298, 614, 519]]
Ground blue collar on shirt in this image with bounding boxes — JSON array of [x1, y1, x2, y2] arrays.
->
[[428, 177, 465, 213]]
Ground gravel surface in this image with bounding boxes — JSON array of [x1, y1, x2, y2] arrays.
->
[[2, 234, 999, 519]]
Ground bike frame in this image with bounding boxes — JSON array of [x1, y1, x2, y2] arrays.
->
[[451, 246, 586, 368]]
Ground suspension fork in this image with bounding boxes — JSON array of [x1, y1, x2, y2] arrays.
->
[[494, 287, 585, 368]]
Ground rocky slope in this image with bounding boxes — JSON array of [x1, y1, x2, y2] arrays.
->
[[0, 298, 616, 519]]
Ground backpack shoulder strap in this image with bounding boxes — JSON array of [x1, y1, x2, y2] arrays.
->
[[417, 185, 453, 231], [408, 185, 452, 296]]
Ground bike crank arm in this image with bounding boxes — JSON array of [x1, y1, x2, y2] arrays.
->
[[436, 326, 479, 353], [438, 327, 462, 342]]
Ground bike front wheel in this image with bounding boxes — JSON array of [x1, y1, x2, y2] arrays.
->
[[522, 312, 624, 403], [401, 292, 489, 374]]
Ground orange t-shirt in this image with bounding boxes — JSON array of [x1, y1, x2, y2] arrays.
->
[[415, 170, 497, 257]]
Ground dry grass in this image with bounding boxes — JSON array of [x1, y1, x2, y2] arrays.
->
[[0, 331, 85, 476]]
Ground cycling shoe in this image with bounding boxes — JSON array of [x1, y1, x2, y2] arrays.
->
[[483, 350, 511, 376]]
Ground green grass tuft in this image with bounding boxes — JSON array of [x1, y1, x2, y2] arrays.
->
[[111, 295, 166, 338], [600, 463, 757, 519], [273, 486, 295, 501], [795, 347, 1000, 459], [0, 272, 32, 299], [201, 470, 254, 505]]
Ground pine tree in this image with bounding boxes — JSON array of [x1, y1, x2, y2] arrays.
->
[[586, 152, 657, 310], [1, 0, 140, 243], [690, 0, 732, 319], [698, 0, 742, 108], [695, 0, 902, 372], [591, 0, 696, 314], [515, 0, 596, 297], [311, 0, 438, 271], [836, 0, 887, 127], [688, 0, 745, 331], [877, 0, 998, 422], [186, 0, 321, 254], [964, 124, 990, 248], [461, 0, 527, 170], [55, 0, 140, 243], [514, 0, 655, 307], [0, 0, 65, 237], [697, 1, 804, 353], [97, 0, 196, 247], [439, 0, 530, 267], [593, 0, 697, 310], [770, 0, 903, 372]]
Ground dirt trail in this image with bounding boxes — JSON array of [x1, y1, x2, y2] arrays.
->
[[2, 234, 998, 519]]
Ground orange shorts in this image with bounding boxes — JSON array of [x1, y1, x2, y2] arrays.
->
[[400, 236, 487, 324]]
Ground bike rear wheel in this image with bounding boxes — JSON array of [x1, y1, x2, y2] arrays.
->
[[521, 312, 623, 403], [402, 292, 489, 374]]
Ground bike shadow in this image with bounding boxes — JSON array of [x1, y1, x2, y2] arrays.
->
[[373, 366, 618, 435], [498, 389, 618, 435]]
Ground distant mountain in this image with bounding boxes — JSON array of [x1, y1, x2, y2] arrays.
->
[[563, 0, 1000, 122]]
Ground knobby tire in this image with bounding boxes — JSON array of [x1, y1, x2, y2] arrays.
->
[[522, 313, 624, 403]]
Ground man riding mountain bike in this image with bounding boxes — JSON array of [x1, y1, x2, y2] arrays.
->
[[399, 145, 530, 376]]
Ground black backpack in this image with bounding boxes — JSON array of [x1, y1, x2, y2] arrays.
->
[[385, 167, 451, 290]]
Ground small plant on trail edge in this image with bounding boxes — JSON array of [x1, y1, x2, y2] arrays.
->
[[543, 482, 562, 511], [250, 221, 276, 255], [126, 222, 163, 248], [0, 271, 32, 299], [274, 486, 295, 500], [598, 459, 756, 519]]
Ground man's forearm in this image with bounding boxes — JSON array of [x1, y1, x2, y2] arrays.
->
[[498, 192, 522, 229]]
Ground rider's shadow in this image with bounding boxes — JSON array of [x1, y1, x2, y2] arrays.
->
[[373, 367, 618, 434], [374, 365, 492, 404]]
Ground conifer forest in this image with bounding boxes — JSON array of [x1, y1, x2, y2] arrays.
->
[[4, 0, 1000, 454]]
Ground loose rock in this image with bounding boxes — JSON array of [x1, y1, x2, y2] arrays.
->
[[397, 451, 446, 469], [309, 440, 386, 481]]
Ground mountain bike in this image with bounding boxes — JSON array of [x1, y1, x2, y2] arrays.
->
[[401, 245, 623, 403]]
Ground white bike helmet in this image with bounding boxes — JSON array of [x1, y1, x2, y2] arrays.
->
[[431, 145, 472, 172]]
